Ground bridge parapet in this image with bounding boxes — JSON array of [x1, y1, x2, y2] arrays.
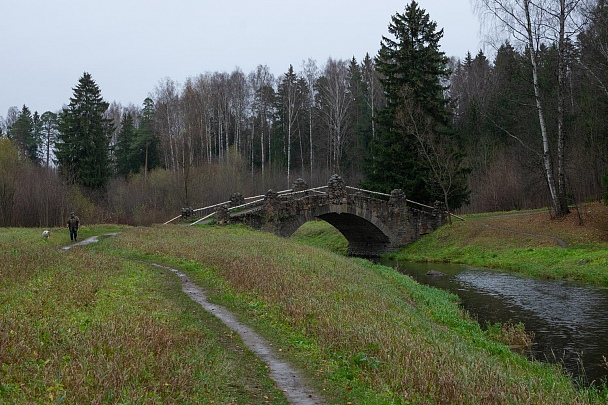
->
[[166, 175, 448, 257]]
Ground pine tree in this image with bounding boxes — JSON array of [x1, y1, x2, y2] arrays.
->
[[7, 105, 40, 164], [114, 112, 137, 178], [55, 72, 112, 189], [346, 57, 373, 173], [40, 111, 58, 168], [363, 1, 468, 208], [133, 97, 161, 178]]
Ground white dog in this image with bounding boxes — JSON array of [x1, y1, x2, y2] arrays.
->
[[42, 230, 50, 239]]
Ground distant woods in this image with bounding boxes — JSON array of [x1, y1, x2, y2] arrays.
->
[[1, 0, 608, 227]]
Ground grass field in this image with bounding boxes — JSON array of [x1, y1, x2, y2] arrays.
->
[[392, 202, 608, 284], [2, 206, 608, 404], [0, 226, 287, 404]]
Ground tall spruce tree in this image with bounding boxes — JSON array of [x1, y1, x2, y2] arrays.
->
[[347, 57, 374, 173], [133, 97, 161, 177], [7, 105, 40, 164], [363, 1, 468, 208], [40, 111, 58, 168], [56, 72, 112, 189], [114, 112, 137, 178]]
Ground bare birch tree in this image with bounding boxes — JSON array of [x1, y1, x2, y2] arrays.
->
[[278, 65, 303, 187], [229, 69, 250, 155], [248, 65, 275, 178], [317, 58, 352, 174], [301, 58, 320, 180], [153, 78, 183, 172], [473, 0, 584, 216]]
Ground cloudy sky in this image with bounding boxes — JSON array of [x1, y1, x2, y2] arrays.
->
[[1, 0, 482, 118]]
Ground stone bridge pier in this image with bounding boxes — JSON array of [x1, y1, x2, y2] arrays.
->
[[222, 175, 448, 257]]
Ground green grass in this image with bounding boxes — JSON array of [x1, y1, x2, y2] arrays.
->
[[290, 219, 348, 255], [104, 225, 606, 404], [2, 223, 608, 404], [389, 216, 608, 285], [0, 226, 287, 404]]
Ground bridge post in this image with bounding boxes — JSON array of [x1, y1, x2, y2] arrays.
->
[[389, 189, 407, 209], [328, 174, 347, 204], [264, 190, 281, 217], [215, 204, 230, 225], [432, 201, 448, 227], [229, 193, 245, 207], [291, 178, 309, 192]]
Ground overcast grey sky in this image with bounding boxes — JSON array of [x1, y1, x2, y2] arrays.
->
[[1, 0, 482, 118]]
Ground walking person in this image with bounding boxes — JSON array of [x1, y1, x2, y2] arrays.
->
[[67, 211, 80, 241]]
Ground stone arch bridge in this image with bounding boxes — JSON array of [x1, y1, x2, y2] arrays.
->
[[166, 175, 449, 257]]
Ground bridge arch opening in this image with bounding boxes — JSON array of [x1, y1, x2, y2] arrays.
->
[[285, 211, 395, 258], [317, 212, 393, 257]]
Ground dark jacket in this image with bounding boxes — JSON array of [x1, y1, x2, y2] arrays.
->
[[67, 215, 80, 230]]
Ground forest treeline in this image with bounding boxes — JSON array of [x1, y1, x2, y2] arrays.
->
[[1, 0, 607, 227]]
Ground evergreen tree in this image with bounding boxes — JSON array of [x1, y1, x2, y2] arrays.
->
[[114, 112, 137, 178], [7, 105, 40, 164], [579, 0, 608, 203], [347, 57, 374, 173], [40, 111, 58, 168], [133, 97, 161, 176], [275, 65, 304, 184], [55, 72, 112, 189], [363, 1, 468, 208]]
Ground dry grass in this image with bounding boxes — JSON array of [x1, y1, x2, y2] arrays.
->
[[395, 202, 608, 284], [0, 227, 287, 404], [4, 215, 608, 404], [107, 225, 606, 404], [467, 202, 608, 246]]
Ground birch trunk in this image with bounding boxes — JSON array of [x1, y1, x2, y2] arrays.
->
[[524, 0, 561, 215]]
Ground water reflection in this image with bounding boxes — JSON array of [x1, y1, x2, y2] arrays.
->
[[385, 260, 608, 385]]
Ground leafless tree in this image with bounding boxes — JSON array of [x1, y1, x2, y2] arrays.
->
[[278, 65, 303, 187], [301, 58, 320, 180], [473, 0, 585, 217], [248, 65, 275, 178], [229, 69, 250, 155], [317, 57, 352, 174], [3, 107, 20, 134], [361, 54, 383, 140], [397, 89, 467, 224], [153, 78, 183, 172]]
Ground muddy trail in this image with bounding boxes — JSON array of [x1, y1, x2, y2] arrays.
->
[[62, 235, 325, 405]]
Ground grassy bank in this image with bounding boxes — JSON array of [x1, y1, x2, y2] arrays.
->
[[106, 225, 604, 404], [0, 226, 287, 404], [2, 222, 607, 403], [390, 202, 608, 285]]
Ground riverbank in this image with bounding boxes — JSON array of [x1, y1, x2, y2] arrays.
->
[[2, 222, 608, 403], [391, 202, 608, 285]]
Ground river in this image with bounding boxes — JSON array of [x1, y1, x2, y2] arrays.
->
[[383, 260, 608, 386]]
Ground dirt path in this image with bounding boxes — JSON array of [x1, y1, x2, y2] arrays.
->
[[61, 233, 119, 250], [151, 263, 325, 405], [62, 235, 325, 404]]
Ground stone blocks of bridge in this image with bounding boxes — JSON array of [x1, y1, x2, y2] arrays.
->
[[217, 175, 448, 257]]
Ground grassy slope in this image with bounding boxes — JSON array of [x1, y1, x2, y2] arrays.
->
[[392, 202, 608, 284], [2, 211, 608, 404], [104, 225, 603, 404], [0, 226, 287, 404]]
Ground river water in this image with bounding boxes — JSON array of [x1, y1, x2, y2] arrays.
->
[[383, 260, 608, 386]]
